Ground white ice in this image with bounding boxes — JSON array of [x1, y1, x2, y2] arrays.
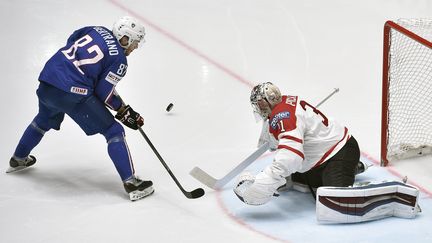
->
[[1, 0, 432, 242]]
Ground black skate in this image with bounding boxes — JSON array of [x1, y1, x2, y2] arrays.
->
[[277, 175, 311, 193], [6, 155, 37, 173], [355, 160, 371, 175], [123, 176, 154, 201]]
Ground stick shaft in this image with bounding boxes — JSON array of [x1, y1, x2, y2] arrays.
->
[[315, 88, 339, 108], [117, 98, 204, 198], [190, 142, 269, 189], [138, 127, 204, 198]]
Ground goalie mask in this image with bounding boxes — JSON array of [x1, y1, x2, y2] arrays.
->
[[250, 82, 282, 120], [113, 16, 145, 49]]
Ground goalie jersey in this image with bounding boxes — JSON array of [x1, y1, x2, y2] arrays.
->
[[38, 26, 126, 110], [268, 95, 350, 176]]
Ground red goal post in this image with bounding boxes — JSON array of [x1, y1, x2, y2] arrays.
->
[[381, 19, 432, 166]]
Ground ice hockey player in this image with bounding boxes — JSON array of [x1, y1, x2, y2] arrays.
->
[[7, 16, 153, 201], [234, 81, 363, 205], [234, 82, 421, 223]]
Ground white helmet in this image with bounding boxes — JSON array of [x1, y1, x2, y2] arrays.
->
[[113, 16, 145, 49], [250, 82, 282, 120]]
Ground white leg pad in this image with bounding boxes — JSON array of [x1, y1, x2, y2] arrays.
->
[[316, 181, 421, 223]]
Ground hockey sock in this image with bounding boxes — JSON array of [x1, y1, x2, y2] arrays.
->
[[107, 137, 135, 181], [13, 122, 46, 159]]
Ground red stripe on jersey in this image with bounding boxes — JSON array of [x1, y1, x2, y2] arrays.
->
[[278, 145, 305, 159], [280, 135, 303, 144], [312, 127, 349, 168]]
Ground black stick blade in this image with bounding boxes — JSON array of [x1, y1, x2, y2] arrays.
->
[[186, 188, 205, 199]]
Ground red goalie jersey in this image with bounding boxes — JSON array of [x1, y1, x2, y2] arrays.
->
[[268, 95, 350, 176]]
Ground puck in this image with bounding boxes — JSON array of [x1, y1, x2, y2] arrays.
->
[[166, 103, 174, 112]]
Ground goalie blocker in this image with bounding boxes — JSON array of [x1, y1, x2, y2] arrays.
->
[[316, 181, 421, 223]]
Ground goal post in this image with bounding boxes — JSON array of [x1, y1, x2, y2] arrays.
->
[[381, 19, 432, 166]]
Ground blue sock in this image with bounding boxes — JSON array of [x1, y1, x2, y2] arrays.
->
[[14, 122, 45, 158], [108, 139, 134, 181]]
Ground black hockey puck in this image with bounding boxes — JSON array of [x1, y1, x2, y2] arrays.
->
[[166, 103, 174, 112]]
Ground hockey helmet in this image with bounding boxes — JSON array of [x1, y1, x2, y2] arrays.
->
[[250, 82, 282, 120], [113, 16, 145, 49]]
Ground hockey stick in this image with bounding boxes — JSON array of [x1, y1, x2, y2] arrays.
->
[[189, 88, 340, 190], [138, 127, 205, 199], [117, 96, 205, 199], [316, 88, 339, 107], [190, 141, 270, 190]]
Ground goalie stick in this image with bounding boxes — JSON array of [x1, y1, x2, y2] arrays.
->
[[189, 88, 340, 190], [190, 141, 270, 190]]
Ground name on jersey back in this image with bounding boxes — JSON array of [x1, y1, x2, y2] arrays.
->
[[93, 27, 120, 56]]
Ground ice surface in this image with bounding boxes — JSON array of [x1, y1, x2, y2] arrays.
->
[[1, 0, 431, 242]]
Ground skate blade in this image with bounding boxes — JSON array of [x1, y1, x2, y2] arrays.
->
[[6, 166, 28, 173], [129, 186, 155, 201]]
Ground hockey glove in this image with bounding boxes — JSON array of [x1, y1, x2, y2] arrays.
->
[[115, 105, 144, 130], [234, 171, 256, 203], [234, 171, 282, 206]]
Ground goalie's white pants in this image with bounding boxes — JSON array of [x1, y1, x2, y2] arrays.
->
[[316, 181, 421, 223]]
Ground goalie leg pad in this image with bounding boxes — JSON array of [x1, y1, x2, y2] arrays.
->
[[316, 181, 421, 223]]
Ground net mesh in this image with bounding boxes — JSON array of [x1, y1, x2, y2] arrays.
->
[[387, 19, 432, 160]]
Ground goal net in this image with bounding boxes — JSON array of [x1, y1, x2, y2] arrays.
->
[[381, 19, 432, 166]]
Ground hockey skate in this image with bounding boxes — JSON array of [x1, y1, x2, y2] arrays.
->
[[355, 160, 372, 175], [6, 155, 37, 173], [277, 176, 311, 193], [123, 176, 154, 201]]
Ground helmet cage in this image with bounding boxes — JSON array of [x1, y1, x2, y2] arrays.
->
[[250, 82, 281, 120]]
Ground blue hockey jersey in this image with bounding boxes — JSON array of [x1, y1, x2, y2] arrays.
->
[[39, 26, 127, 110]]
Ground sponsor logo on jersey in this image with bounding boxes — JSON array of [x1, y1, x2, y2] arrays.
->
[[270, 111, 290, 129], [105, 71, 122, 85], [70, 86, 88, 95]]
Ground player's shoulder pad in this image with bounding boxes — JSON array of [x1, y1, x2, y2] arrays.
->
[[269, 95, 298, 131]]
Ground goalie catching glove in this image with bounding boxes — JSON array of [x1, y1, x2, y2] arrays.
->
[[115, 105, 144, 130], [233, 170, 285, 206]]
